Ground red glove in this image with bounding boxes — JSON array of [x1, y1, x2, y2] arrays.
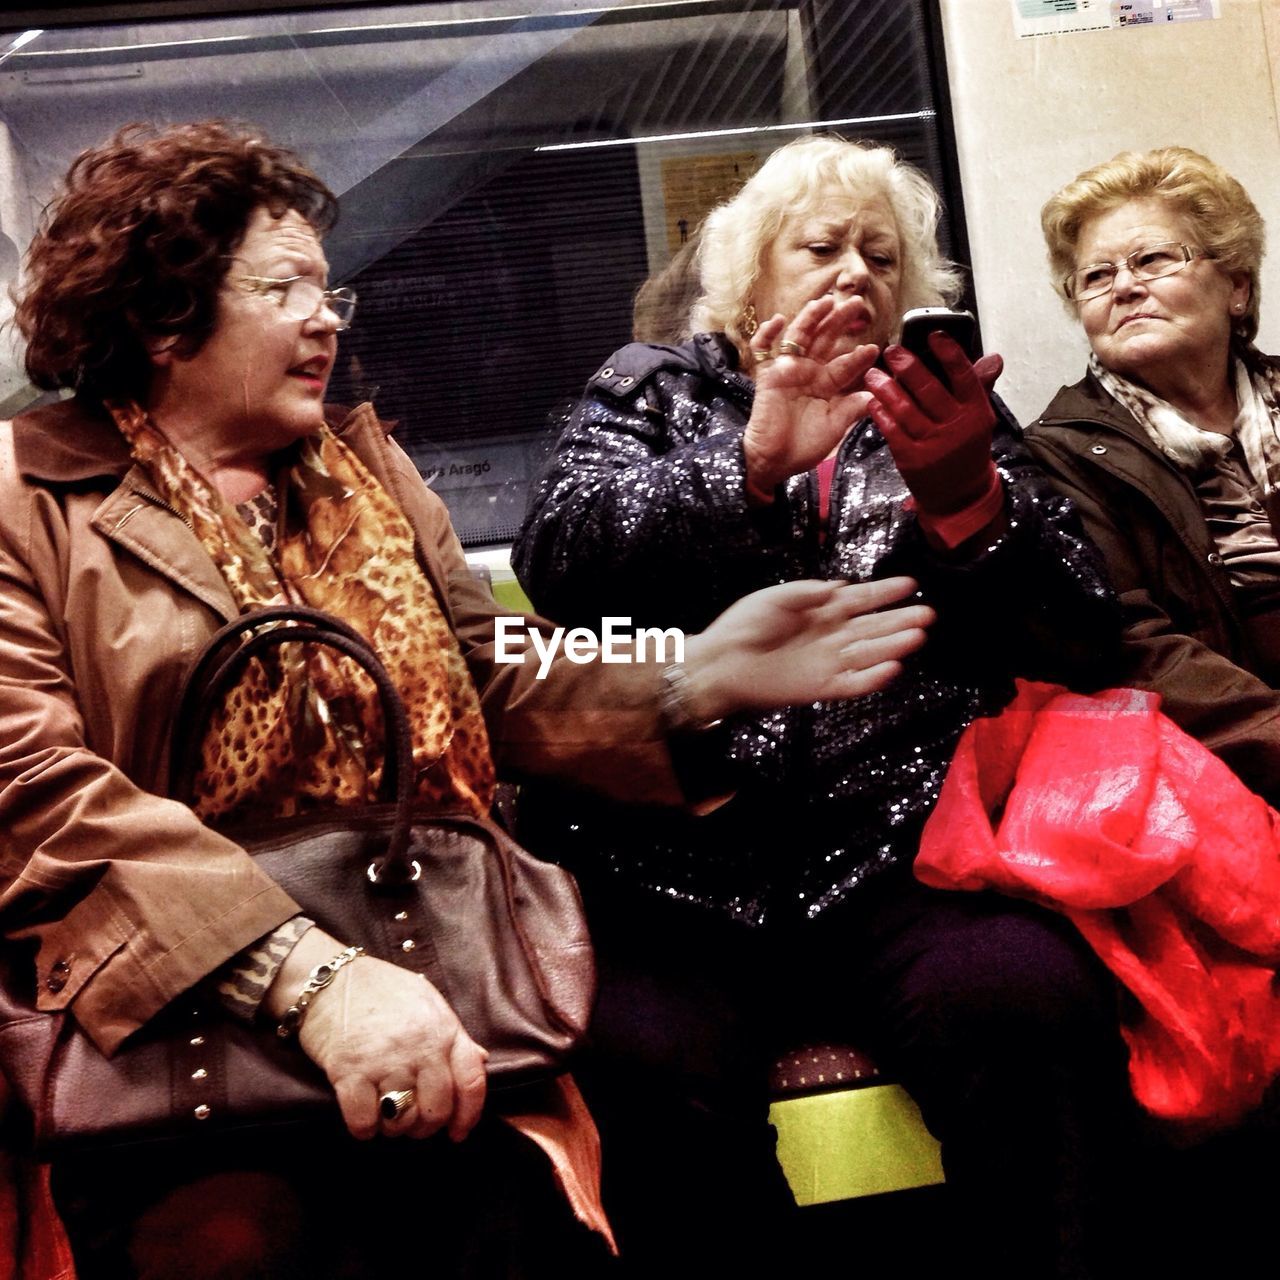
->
[[863, 334, 1005, 549]]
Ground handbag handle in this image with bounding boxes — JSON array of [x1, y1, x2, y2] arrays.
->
[[170, 606, 419, 882]]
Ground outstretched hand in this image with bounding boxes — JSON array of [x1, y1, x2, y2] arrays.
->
[[863, 334, 1004, 524], [683, 576, 934, 721], [742, 296, 880, 500]]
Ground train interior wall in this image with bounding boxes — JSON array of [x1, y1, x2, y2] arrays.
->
[[940, 0, 1280, 424]]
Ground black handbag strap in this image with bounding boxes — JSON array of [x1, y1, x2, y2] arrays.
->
[[170, 606, 418, 879]]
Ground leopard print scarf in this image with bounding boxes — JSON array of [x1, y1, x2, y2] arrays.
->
[[109, 399, 495, 823]]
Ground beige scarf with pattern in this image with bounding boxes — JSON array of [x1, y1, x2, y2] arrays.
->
[[1090, 342, 1280, 492]]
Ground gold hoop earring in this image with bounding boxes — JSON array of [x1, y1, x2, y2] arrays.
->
[[741, 303, 758, 338]]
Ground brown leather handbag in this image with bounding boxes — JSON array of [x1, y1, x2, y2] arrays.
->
[[0, 605, 594, 1152]]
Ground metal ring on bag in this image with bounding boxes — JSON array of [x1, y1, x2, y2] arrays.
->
[[366, 858, 423, 885]]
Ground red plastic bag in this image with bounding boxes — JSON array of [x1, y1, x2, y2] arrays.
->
[[917, 681, 1280, 1125]]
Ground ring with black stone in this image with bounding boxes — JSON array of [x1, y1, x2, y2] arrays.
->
[[379, 1089, 415, 1121]]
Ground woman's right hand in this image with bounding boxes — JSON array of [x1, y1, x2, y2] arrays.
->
[[681, 576, 934, 722], [268, 927, 488, 1142], [742, 295, 880, 500]]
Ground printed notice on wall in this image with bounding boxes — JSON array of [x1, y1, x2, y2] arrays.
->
[[1013, 0, 1218, 38], [660, 153, 761, 254]]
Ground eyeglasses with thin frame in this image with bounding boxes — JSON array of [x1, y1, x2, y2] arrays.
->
[[239, 274, 357, 330], [1063, 242, 1209, 302]]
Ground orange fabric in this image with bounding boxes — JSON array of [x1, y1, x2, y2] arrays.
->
[[498, 1076, 618, 1256], [916, 680, 1280, 1127]]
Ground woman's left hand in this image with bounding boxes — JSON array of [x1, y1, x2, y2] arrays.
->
[[681, 576, 935, 719], [863, 334, 1005, 541]]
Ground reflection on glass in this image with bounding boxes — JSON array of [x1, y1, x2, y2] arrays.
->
[[0, 0, 958, 544]]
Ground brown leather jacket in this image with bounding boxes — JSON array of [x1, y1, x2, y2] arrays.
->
[[1026, 368, 1280, 807], [0, 398, 678, 1053]]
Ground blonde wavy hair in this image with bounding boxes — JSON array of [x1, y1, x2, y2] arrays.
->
[[1041, 146, 1265, 342], [690, 135, 964, 363]]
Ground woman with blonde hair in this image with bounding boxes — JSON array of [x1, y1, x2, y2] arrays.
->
[[515, 134, 1131, 1277], [1024, 141, 1280, 1279], [1028, 147, 1279, 804]]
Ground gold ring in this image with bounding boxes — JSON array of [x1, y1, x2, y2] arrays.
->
[[754, 351, 777, 365], [379, 1089, 415, 1121], [778, 339, 807, 357]]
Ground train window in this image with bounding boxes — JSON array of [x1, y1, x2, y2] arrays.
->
[[0, 1, 966, 546]]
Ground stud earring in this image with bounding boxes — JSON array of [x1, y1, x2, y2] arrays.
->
[[741, 303, 758, 338]]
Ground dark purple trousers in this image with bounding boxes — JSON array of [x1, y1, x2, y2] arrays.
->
[[576, 867, 1140, 1280]]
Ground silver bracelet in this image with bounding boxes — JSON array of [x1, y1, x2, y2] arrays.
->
[[658, 663, 723, 734], [276, 945, 364, 1040]]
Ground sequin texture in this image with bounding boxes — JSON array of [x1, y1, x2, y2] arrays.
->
[[514, 335, 1119, 926]]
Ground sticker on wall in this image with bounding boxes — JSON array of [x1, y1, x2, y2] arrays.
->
[[1013, 0, 1111, 36], [1114, 0, 1156, 23], [1115, 0, 1219, 22], [1012, 0, 1218, 37], [1158, 0, 1218, 19]]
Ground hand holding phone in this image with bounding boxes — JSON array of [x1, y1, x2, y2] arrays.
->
[[897, 307, 978, 387], [864, 308, 1005, 547]]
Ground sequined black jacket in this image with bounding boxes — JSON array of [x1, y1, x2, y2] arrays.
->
[[514, 334, 1120, 926]]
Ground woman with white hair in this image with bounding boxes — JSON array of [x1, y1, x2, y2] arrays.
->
[[514, 135, 1132, 1277]]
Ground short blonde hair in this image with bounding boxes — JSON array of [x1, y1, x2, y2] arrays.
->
[[1041, 146, 1265, 341], [690, 135, 963, 361]]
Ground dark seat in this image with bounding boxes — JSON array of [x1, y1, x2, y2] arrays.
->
[[770, 1041, 884, 1098]]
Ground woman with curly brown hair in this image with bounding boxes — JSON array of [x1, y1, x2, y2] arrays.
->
[[0, 120, 932, 1278]]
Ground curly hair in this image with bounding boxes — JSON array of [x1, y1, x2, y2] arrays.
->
[[1041, 146, 1266, 342], [16, 120, 338, 400], [689, 134, 964, 364]]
